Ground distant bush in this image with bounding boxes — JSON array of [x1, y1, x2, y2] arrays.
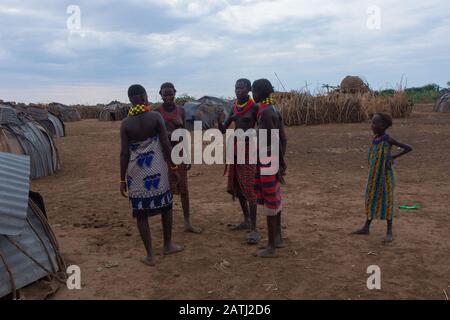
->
[[375, 84, 448, 104], [404, 84, 443, 104], [176, 94, 196, 105]]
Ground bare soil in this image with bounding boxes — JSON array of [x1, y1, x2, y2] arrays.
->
[[31, 104, 449, 300]]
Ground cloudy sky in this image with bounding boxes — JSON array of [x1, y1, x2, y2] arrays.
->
[[0, 0, 449, 104]]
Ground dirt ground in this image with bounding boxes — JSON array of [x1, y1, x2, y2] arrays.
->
[[31, 104, 449, 300]]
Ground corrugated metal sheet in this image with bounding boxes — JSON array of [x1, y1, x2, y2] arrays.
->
[[183, 96, 232, 130], [0, 202, 59, 298], [48, 103, 81, 122], [0, 127, 25, 155], [0, 106, 60, 179], [14, 106, 49, 121], [0, 153, 61, 298], [47, 113, 65, 137], [98, 102, 129, 122], [0, 152, 30, 236], [0, 106, 22, 125], [14, 106, 65, 138]]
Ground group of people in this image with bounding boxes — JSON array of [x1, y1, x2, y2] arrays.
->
[[119, 78, 412, 267]]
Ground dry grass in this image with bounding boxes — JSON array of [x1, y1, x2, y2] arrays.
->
[[272, 91, 412, 126]]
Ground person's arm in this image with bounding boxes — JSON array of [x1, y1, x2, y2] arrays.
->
[[260, 109, 285, 180], [181, 107, 191, 170], [261, 109, 288, 179], [259, 109, 277, 158], [279, 114, 287, 158], [120, 121, 130, 197], [218, 110, 237, 134], [156, 113, 173, 165], [278, 113, 288, 176], [388, 137, 412, 160], [181, 107, 187, 129]]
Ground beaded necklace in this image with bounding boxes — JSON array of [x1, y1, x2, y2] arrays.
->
[[160, 104, 178, 122], [128, 104, 149, 117], [233, 97, 255, 116]]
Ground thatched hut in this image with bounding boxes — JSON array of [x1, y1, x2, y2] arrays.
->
[[0, 106, 60, 179], [98, 101, 129, 121], [434, 93, 450, 113], [48, 103, 81, 122], [340, 76, 369, 94]]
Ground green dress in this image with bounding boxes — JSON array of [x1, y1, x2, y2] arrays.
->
[[365, 134, 395, 221]]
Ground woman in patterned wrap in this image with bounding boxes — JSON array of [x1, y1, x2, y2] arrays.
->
[[120, 84, 184, 266], [353, 113, 412, 243]]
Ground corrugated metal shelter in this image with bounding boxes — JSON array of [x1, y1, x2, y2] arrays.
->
[[0, 106, 60, 179], [98, 101, 129, 121], [74, 105, 103, 119], [182, 96, 232, 130], [48, 103, 81, 122], [0, 152, 65, 299], [434, 92, 450, 113], [45, 113, 65, 137], [14, 105, 65, 138]]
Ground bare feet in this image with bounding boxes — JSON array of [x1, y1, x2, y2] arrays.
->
[[259, 239, 286, 249], [141, 256, 155, 267], [228, 222, 250, 231], [352, 227, 370, 235], [164, 244, 185, 255], [184, 224, 203, 234], [383, 234, 394, 243], [246, 231, 261, 245], [253, 247, 278, 258]]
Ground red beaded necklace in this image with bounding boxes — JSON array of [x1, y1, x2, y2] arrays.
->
[[233, 97, 255, 117], [160, 104, 178, 122]]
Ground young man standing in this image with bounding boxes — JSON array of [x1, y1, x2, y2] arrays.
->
[[251, 79, 287, 258], [219, 79, 260, 245]]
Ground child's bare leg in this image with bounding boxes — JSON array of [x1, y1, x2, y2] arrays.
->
[[229, 196, 251, 231], [161, 208, 185, 255], [255, 216, 278, 258], [136, 214, 155, 266], [352, 220, 372, 235], [383, 219, 394, 243], [180, 192, 202, 234], [246, 202, 260, 244]]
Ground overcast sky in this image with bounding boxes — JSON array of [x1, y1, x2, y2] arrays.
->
[[0, 0, 449, 104]]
